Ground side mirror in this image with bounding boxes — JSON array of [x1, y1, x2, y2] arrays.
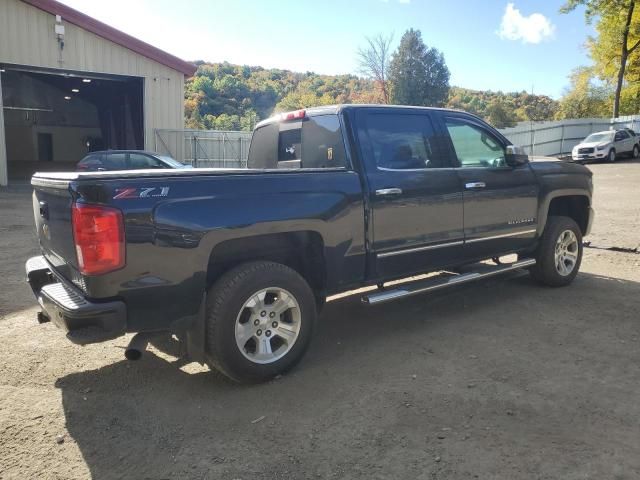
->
[[505, 145, 528, 166]]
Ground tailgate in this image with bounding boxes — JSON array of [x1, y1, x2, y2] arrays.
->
[[32, 181, 78, 281]]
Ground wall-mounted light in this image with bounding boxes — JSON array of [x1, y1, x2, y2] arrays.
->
[[64, 96, 71, 100], [0, 69, 5, 73], [71, 88, 79, 93], [82, 79, 91, 83]]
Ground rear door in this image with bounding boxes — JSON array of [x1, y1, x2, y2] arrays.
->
[[614, 130, 633, 153], [355, 108, 464, 279], [441, 113, 539, 260]]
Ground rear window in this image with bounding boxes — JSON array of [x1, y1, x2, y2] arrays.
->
[[248, 115, 347, 169]]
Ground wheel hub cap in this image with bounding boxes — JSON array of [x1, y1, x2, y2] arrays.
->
[[554, 230, 579, 276], [235, 288, 301, 364]]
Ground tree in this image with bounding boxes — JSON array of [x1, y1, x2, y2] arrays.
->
[[486, 99, 518, 128], [555, 67, 611, 119], [389, 29, 450, 107], [562, 0, 640, 117], [357, 33, 394, 104]]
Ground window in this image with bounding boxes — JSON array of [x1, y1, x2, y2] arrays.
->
[[445, 119, 506, 168], [359, 113, 444, 170], [128, 153, 164, 169], [615, 130, 629, 141], [104, 153, 127, 170], [247, 115, 347, 169]]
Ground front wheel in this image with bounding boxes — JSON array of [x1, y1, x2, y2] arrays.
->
[[205, 261, 317, 383], [633, 145, 639, 159], [608, 149, 616, 163], [529, 216, 583, 287]]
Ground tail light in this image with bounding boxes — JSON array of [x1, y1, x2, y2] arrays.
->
[[72, 203, 125, 275]]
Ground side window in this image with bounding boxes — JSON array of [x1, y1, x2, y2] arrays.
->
[[129, 153, 163, 169], [615, 131, 628, 141], [445, 119, 506, 168], [359, 113, 445, 170]]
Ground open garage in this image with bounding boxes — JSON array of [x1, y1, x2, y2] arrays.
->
[[0, 0, 195, 185]]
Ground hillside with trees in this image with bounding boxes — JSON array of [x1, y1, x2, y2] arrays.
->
[[184, 62, 560, 131], [184, 27, 562, 132]]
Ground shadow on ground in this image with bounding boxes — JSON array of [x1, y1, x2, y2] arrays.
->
[[55, 271, 640, 479]]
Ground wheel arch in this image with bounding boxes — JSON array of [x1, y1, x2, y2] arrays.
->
[[538, 192, 591, 236], [205, 231, 327, 308]]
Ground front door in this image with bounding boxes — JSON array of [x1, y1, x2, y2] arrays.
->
[[441, 113, 539, 260], [355, 108, 464, 279]]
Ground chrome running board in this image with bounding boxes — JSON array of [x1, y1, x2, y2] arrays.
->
[[362, 258, 536, 306]]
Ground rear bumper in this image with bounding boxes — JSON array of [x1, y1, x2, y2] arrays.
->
[[26, 256, 126, 345]]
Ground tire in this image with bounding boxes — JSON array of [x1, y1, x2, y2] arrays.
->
[[633, 145, 639, 159], [608, 149, 616, 163], [205, 261, 317, 383], [529, 216, 583, 287]]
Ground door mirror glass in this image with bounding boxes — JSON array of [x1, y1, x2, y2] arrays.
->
[[505, 145, 528, 166]]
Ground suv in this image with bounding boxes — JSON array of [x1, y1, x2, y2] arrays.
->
[[572, 129, 639, 163]]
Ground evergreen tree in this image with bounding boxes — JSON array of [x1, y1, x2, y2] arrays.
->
[[389, 29, 450, 106]]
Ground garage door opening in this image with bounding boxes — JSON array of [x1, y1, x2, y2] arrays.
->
[[1, 67, 143, 180]]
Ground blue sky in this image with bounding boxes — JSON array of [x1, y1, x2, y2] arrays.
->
[[58, 0, 593, 98]]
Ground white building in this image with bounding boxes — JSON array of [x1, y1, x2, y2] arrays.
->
[[0, 0, 196, 185]]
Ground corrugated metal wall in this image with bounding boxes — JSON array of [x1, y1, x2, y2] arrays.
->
[[0, 0, 185, 185]]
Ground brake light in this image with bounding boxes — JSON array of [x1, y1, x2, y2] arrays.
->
[[72, 203, 125, 275], [280, 109, 306, 121]]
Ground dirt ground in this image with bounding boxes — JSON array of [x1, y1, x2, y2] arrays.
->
[[0, 161, 639, 480]]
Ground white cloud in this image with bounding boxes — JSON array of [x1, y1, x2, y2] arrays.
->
[[498, 3, 555, 44]]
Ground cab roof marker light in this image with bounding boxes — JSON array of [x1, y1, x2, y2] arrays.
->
[[280, 109, 306, 121]]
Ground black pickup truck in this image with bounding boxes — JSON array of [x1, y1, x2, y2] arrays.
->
[[26, 105, 594, 383]]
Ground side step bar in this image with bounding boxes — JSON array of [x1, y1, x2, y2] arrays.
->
[[362, 258, 536, 306]]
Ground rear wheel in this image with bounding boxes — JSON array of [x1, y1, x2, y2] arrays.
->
[[205, 261, 316, 383], [529, 216, 583, 287], [608, 149, 616, 163], [633, 145, 639, 159]]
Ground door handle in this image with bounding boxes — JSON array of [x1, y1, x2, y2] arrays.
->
[[375, 188, 403, 196], [465, 182, 486, 189]]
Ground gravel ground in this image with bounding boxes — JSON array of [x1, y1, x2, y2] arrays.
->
[[0, 161, 639, 480]]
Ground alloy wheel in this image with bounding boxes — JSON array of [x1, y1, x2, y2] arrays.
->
[[554, 230, 579, 276], [234, 288, 301, 364]]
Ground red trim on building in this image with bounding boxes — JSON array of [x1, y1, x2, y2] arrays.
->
[[21, 0, 197, 77]]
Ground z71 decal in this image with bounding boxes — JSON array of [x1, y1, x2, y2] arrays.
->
[[113, 187, 170, 199]]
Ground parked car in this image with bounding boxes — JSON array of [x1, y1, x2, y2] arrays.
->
[[571, 129, 639, 163], [76, 150, 189, 171], [27, 105, 594, 383]]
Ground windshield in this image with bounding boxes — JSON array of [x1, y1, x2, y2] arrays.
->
[[157, 155, 187, 168], [584, 132, 613, 143]]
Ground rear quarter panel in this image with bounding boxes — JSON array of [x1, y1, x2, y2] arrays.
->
[[72, 170, 365, 332]]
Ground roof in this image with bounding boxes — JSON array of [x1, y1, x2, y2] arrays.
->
[[21, 0, 197, 76], [255, 104, 464, 128]]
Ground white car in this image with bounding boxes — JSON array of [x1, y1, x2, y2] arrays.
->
[[572, 129, 639, 163]]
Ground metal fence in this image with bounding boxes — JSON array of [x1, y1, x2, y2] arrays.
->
[[154, 129, 252, 168], [498, 115, 640, 157], [156, 114, 640, 167]]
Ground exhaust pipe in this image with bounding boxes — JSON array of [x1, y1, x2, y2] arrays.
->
[[125, 332, 155, 361]]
